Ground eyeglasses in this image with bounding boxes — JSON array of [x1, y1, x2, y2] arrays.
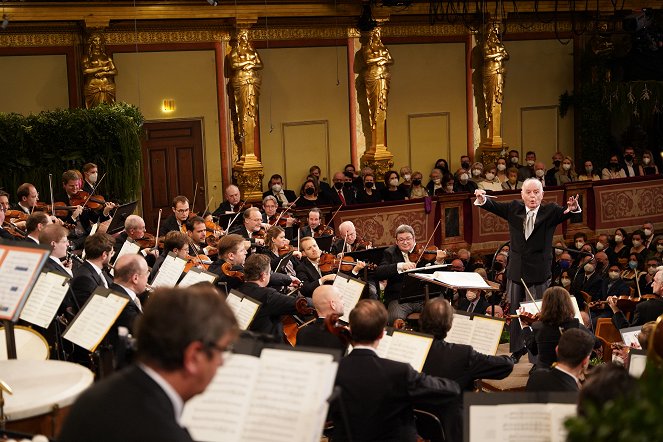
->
[[396, 237, 414, 244]]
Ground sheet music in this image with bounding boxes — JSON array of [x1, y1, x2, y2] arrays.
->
[[19, 272, 70, 329], [332, 274, 365, 323], [403, 263, 449, 273], [63, 291, 128, 352], [0, 248, 48, 320], [628, 351, 647, 378], [374, 331, 392, 359], [110, 239, 141, 276], [431, 271, 492, 289], [445, 313, 474, 345], [469, 403, 576, 442], [226, 291, 261, 330], [383, 331, 433, 372], [151, 253, 187, 288], [178, 267, 218, 288], [620, 326, 642, 348], [445, 313, 504, 355]]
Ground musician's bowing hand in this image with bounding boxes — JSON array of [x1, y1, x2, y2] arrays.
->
[[607, 295, 619, 312], [474, 188, 487, 204], [353, 260, 366, 273], [435, 249, 447, 262], [401, 262, 416, 271], [289, 276, 302, 287]]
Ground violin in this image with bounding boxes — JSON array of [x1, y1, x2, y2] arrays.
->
[[278, 244, 298, 256], [69, 190, 108, 211], [313, 224, 334, 237], [324, 313, 352, 346], [318, 253, 375, 273], [269, 213, 300, 229], [2, 220, 27, 238], [220, 262, 244, 282], [5, 210, 28, 222], [134, 233, 157, 249], [183, 254, 211, 273], [252, 228, 266, 240], [354, 237, 372, 251], [51, 202, 83, 218], [408, 244, 443, 263]]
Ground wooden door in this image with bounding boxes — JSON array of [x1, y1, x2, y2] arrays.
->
[[141, 119, 205, 233]]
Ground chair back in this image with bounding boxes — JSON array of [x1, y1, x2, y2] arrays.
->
[[414, 408, 446, 442]]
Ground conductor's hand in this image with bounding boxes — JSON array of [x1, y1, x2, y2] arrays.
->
[[566, 194, 580, 213], [474, 189, 487, 205]]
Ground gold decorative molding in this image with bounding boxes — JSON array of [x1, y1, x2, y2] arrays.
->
[[104, 29, 230, 45], [0, 32, 79, 47]]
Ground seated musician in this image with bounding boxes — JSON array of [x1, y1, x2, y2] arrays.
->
[[39, 224, 74, 277], [297, 236, 364, 297], [114, 214, 159, 265], [150, 231, 189, 282], [0, 191, 18, 240], [332, 220, 371, 254], [229, 207, 265, 248], [609, 265, 663, 329], [186, 216, 216, 259], [81, 162, 99, 194], [237, 254, 301, 337], [58, 284, 238, 442], [374, 224, 446, 324], [56, 169, 115, 226], [262, 173, 297, 207], [420, 297, 514, 442], [212, 184, 243, 216], [296, 285, 348, 352], [261, 195, 296, 240], [299, 208, 325, 238], [262, 226, 302, 281], [14, 182, 39, 214], [208, 234, 249, 293], [158, 195, 191, 236], [71, 232, 115, 309], [24, 212, 52, 244], [330, 299, 460, 442]]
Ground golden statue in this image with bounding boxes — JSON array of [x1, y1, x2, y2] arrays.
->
[[481, 21, 509, 146], [363, 27, 394, 130], [82, 32, 117, 109], [227, 29, 263, 142]]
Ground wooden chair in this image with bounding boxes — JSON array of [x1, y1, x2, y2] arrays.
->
[[595, 318, 623, 345]]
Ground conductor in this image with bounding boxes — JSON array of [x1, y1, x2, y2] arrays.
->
[[474, 178, 580, 354]]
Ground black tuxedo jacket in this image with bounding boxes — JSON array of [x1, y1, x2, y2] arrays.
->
[[570, 271, 604, 309], [374, 245, 432, 305], [296, 317, 348, 353], [523, 318, 584, 368], [328, 187, 357, 206], [296, 258, 333, 297], [109, 283, 142, 334], [158, 215, 184, 237], [43, 257, 72, 278], [457, 296, 490, 314], [236, 281, 298, 336], [479, 199, 573, 284], [526, 367, 579, 392], [0, 227, 18, 240], [58, 365, 194, 442], [331, 348, 460, 442], [71, 261, 113, 310], [212, 200, 245, 217], [613, 297, 663, 329]]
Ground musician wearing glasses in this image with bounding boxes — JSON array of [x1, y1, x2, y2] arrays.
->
[[159, 195, 191, 237], [59, 284, 238, 442]]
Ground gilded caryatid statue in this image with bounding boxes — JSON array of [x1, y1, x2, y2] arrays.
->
[[363, 27, 393, 131], [228, 28, 263, 143], [82, 32, 117, 109], [481, 21, 509, 147]]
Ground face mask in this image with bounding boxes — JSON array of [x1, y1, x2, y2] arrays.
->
[[466, 291, 478, 302], [88, 173, 98, 184], [305, 187, 315, 195], [624, 154, 633, 162], [614, 235, 623, 243], [554, 160, 561, 168], [403, 174, 411, 181], [657, 245, 663, 253], [609, 271, 620, 280], [535, 169, 545, 178], [497, 164, 506, 171], [632, 240, 642, 248], [510, 157, 519, 164], [485, 173, 495, 181], [555, 248, 563, 256], [561, 278, 571, 287], [584, 263, 595, 273], [343, 181, 352, 189], [472, 169, 482, 177], [461, 161, 471, 170], [446, 185, 454, 192], [575, 241, 585, 249], [610, 163, 620, 170], [562, 163, 571, 171], [586, 166, 593, 174], [433, 178, 442, 185], [334, 182, 344, 190], [526, 160, 535, 167], [648, 266, 658, 275], [412, 179, 422, 186], [271, 184, 282, 193], [493, 261, 504, 272], [596, 241, 605, 251], [389, 178, 399, 187], [629, 261, 638, 270], [365, 182, 374, 189], [460, 174, 469, 182], [560, 260, 571, 270], [644, 228, 652, 237], [643, 157, 651, 165]]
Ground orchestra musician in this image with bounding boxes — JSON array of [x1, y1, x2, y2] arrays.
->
[[39, 223, 74, 278], [261, 195, 296, 240], [149, 231, 190, 282], [71, 232, 115, 309], [299, 208, 327, 238], [114, 214, 160, 265], [212, 184, 243, 216], [295, 285, 348, 352], [332, 220, 371, 254], [14, 183, 39, 214], [24, 212, 52, 244], [186, 216, 216, 259], [0, 191, 18, 240], [229, 207, 265, 248], [158, 195, 191, 236], [262, 226, 302, 281]]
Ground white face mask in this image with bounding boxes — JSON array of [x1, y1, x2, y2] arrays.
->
[[596, 241, 605, 251], [472, 169, 482, 177], [584, 263, 595, 273], [510, 157, 519, 164], [535, 169, 545, 178], [460, 174, 469, 182], [497, 164, 506, 171], [88, 173, 98, 184], [485, 172, 495, 181], [561, 278, 571, 287], [643, 157, 651, 165], [526, 160, 535, 167], [615, 235, 623, 243], [632, 240, 642, 248], [644, 228, 652, 237], [657, 245, 663, 253], [433, 178, 442, 185], [271, 184, 282, 193], [389, 178, 399, 187], [466, 290, 478, 302], [576, 241, 585, 249], [609, 271, 620, 280], [586, 166, 593, 173], [555, 248, 563, 256], [403, 174, 411, 181], [562, 163, 571, 171]]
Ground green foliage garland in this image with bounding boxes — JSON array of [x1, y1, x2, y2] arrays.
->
[[0, 103, 143, 203]]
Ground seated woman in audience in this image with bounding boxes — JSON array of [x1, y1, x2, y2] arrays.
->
[[356, 172, 382, 204], [470, 162, 484, 184], [296, 178, 329, 208], [629, 229, 649, 263], [651, 235, 663, 262], [434, 158, 449, 175], [442, 174, 455, 194], [602, 154, 627, 180], [555, 156, 577, 185], [620, 252, 645, 292], [381, 170, 408, 201], [478, 164, 502, 192], [558, 270, 572, 291], [454, 168, 478, 193], [639, 149, 659, 176], [501, 167, 522, 190], [578, 160, 600, 181], [408, 171, 428, 199], [522, 286, 589, 369], [495, 157, 509, 183], [606, 228, 630, 267], [426, 168, 444, 196], [398, 166, 413, 195]]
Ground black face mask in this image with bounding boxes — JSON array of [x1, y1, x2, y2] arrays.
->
[[624, 154, 633, 162], [610, 163, 619, 170], [343, 181, 353, 189], [365, 182, 374, 189], [334, 182, 344, 190], [553, 160, 561, 168], [412, 179, 422, 186], [493, 261, 504, 272], [461, 162, 470, 170], [304, 187, 315, 195]]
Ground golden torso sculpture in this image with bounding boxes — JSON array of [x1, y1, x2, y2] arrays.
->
[[82, 32, 117, 109], [363, 27, 394, 130], [228, 29, 263, 141]]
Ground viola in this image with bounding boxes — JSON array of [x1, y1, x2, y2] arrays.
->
[[324, 313, 352, 346], [220, 262, 244, 282], [283, 297, 316, 346]]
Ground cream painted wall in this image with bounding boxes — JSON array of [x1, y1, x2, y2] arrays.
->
[[387, 43, 467, 177], [114, 50, 223, 205], [502, 39, 575, 166], [258, 46, 350, 192], [0, 55, 69, 114]]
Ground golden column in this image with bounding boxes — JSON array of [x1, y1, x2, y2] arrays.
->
[[227, 25, 264, 201], [358, 25, 394, 178], [476, 19, 509, 167]]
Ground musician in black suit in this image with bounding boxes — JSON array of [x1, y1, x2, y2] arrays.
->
[[114, 215, 160, 266], [330, 299, 460, 442], [22, 212, 50, 244], [262, 174, 297, 207], [229, 207, 266, 249], [159, 195, 191, 237], [298, 208, 323, 238], [296, 285, 348, 352], [474, 179, 580, 353], [609, 265, 663, 329], [526, 328, 594, 392], [373, 224, 447, 324], [0, 191, 18, 240], [39, 224, 74, 278], [58, 284, 239, 442], [71, 232, 115, 309], [212, 184, 243, 216], [570, 255, 604, 312], [150, 231, 189, 283], [420, 298, 514, 442], [328, 171, 357, 206]]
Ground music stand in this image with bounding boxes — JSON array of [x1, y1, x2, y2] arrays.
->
[[345, 246, 388, 268], [105, 201, 138, 234], [314, 234, 334, 252], [217, 212, 242, 232], [397, 265, 450, 304]]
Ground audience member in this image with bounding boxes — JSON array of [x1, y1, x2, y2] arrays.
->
[[501, 167, 522, 190], [578, 160, 600, 181], [602, 154, 627, 180], [555, 156, 577, 185]]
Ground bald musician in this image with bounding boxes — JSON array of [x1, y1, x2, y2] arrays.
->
[[296, 285, 348, 352]]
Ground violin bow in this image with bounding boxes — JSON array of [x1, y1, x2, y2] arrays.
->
[[336, 231, 350, 274], [201, 196, 215, 219], [326, 203, 344, 229], [414, 218, 442, 266], [228, 200, 247, 230], [191, 181, 199, 212], [269, 196, 300, 228], [154, 208, 163, 249], [82, 172, 108, 207], [520, 278, 541, 312], [48, 173, 55, 215]]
